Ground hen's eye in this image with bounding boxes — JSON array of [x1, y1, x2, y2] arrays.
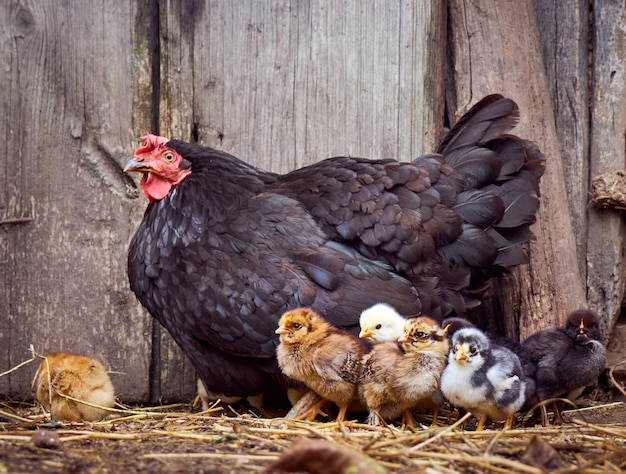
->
[[375, 324, 382, 330], [162, 151, 176, 163], [292, 323, 302, 330]]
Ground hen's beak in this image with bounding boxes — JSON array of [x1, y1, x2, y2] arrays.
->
[[275, 326, 288, 335], [455, 344, 467, 361], [359, 329, 373, 339], [124, 158, 152, 174]]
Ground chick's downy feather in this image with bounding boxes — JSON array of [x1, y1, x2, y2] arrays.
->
[[359, 303, 409, 343], [124, 95, 545, 404], [441, 327, 526, 430], [276, 308, 365, 421], [35, 352, 115, 422], [359, 316, 449, 426], [521, 309, 606, 425]]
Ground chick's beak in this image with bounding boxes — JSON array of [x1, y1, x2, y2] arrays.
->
[[275, 326, 288, 335], [359, 329, 373, 339], [397, 333, 409, 343], [455, 344, 467, 361]]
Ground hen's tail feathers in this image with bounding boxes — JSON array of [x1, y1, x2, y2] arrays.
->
[[436, 95, 546, 306]]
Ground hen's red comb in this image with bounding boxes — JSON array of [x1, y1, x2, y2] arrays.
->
[[135, 134, 169, 156]]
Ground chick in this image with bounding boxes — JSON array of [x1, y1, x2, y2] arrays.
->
[[521, 309, 606, 426], [358, 303, 407, 344], [441, 327, 526, 430], [360, 316, 449, 427], [35, 352, 115, 422], [275, 308, 366, 421], [442, 316, 536, 406]]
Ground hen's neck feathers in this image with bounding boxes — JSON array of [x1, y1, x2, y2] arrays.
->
[[168, 140, 277, 184]]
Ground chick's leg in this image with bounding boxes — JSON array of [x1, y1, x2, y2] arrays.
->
[[503, 414, 515, 430], [431, 408, 440, 426], [540, 403, 550, 427], [551, 401, 564, 425], [401, 410, 417, 428], [293, 398, 330, 421], [286, 390, 327, 420], [336, 405, 349, 422], [475, 413, 487, 431]]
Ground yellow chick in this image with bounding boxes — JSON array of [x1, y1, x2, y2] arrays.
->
[[35, 352, 115, 422], [276, 308, 366, 421], [360, 316, 449, 426]]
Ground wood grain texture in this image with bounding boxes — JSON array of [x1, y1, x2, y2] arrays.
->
[[0, 1, 151, 402], [448, 0, 587, 338], [533, 0, 590, 278], [586, 0, 626, 338], [160, 0, 445, 173]]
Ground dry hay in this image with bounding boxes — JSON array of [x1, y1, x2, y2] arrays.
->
[[591, 170, 626, 210], [1, 348, 626, 473], [1, 400, 626, 473]]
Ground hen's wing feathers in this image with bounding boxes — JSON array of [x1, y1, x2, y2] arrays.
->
[[438, 95, 520, 153], [270, 95, 544, 318], [130, 190, 420, 360]]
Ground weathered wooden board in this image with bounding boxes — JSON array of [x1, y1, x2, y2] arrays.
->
[[533, 0, 590, 278], [159, 0, 446, 171], [0, 1, 152, 402], [448, 0, 587, 339], [533, 0, 626, 343], [586, 0, 626, 337]]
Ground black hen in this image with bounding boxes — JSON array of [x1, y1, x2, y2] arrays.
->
[[124, 94, 545, 407]]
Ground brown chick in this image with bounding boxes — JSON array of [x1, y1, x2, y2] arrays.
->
[[35, 352, 116, 422], [521, 309, 606, 426], [359, 316, 449, 427], [276, 308, 366, 422]]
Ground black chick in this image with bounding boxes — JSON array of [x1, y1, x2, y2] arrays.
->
[[521, 309, 606, 426]]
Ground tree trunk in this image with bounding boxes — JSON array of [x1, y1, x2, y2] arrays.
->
[[448, 0, 587, 339]]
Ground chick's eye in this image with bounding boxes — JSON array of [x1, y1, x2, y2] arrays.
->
[[162, 151, 176, 163], [292, 323, 302, 330], [416, 331, 427, 339], [375, 324, 382, 330], [469, 346, 477, 355]]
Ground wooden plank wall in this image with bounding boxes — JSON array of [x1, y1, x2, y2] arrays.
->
[[0, 0, 445, 402], [0, 1, 154, 402]]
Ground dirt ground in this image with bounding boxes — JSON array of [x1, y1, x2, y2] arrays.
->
[[2, 382, 626, 474]]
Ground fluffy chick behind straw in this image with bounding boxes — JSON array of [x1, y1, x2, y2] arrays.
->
[[276, 308, 366, 421], [360, 316, 449, 427], [35, 352, 115, 422]]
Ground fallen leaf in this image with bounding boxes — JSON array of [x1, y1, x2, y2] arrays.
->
[[268, 437, 387, 474]]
